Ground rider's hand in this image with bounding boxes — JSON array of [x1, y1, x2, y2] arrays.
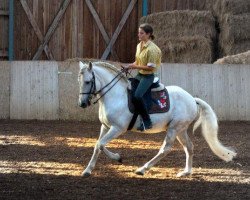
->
[[127, 63, 136, 69]]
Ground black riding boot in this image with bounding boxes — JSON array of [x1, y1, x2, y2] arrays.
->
[[133, 99, 152, 131]]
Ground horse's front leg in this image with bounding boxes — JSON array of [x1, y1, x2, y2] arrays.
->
[[97, 125, 125, 159], [82, 124, 108, 177], [82, 125, 124, 177]]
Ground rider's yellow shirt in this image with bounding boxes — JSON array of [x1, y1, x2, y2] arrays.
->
[[135, 40, 162, 75]]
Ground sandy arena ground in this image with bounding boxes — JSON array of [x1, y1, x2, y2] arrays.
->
[[0, 120, 249, 199]]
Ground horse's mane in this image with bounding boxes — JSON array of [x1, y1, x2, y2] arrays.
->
[[93, 61, 129, 81]]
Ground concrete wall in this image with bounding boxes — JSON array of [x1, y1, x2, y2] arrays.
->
[[0, 61, 249, 121], [160, 64, 250, 120], [10, 61, 59, 120], [0, 61, 10, 119]]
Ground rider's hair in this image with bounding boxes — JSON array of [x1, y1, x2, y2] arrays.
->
[[139, 23, 155, 40]]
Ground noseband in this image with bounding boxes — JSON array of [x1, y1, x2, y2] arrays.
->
[[80, 67, 129, 104]]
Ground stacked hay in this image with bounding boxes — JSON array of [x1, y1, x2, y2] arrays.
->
[[213, 0, 250, 57], [140, 10, 216, 63], [214, 50, 250, 64], [213, 0, 250, 20], [162, 0, 217, 12]]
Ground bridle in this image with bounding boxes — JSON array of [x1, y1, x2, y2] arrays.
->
[[79, 67, 130, 105]]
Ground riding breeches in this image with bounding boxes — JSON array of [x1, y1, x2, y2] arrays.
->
[[133, 73, 154, 101], [131, 73, 154, 121]]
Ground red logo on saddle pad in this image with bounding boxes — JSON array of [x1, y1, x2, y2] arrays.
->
[[150, 89, 170, 114], [157, 91, 168, 109]]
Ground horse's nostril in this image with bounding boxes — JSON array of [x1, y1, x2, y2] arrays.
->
[[79, 102, 87, 108]]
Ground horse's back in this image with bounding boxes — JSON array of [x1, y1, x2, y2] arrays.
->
[[166, 85, 197, 119], [166, 85, 194, 100]]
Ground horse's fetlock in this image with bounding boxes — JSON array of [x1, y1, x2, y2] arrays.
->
[[98, 142, 105, 151]]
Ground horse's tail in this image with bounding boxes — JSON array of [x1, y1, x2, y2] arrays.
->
[[193, 98, 236, 162]]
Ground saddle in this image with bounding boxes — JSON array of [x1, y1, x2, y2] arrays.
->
[[127, 77, 170, 130], [127, 77, 170, 114]]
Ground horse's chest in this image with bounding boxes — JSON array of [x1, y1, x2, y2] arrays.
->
[[99, 105, 125, 127], [99, 106, 112, 125]]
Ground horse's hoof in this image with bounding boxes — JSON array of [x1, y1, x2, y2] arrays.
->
[[82, 172, 91, 178], [118, 157, 123, 163], [135, 170, 144, 176], [176, 171, 191, 177]]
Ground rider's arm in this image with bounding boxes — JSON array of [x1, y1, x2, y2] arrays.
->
[[128, 63, 154, 71]]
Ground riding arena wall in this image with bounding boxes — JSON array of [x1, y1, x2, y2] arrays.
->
[[0, 61, 249, 121]]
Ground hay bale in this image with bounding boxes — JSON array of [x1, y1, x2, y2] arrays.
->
[[221, 40, 250, 57], [161, 0, 217, 12], [160, 36, 213, 63], [140, 10, 216, 63], [214, 50, 250, 64], [220, 14, 250, 41], [214, 0, 250, 20], [219, 13, 250, 56], [140, 10, 216, 39]]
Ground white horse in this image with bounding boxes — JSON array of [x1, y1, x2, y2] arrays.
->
[[78, 61, 236, 177]]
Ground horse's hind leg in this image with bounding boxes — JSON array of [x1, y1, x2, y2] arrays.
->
[[176, 130, 194, 177], [135, 125, 180, 175]]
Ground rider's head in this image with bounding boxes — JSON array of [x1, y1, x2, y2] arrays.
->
[[138, 23, 155, 41]]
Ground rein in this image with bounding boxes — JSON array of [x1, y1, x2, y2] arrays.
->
[[80, 66, 130, 104]]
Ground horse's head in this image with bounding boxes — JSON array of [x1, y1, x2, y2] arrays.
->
[[78, 61, 96, 108]]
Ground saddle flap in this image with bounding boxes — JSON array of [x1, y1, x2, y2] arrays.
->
[[127, 87, 170, 114]]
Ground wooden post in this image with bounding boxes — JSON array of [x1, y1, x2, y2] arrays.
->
[[142, 0, 148, 16], [8, 0, 14, 60]]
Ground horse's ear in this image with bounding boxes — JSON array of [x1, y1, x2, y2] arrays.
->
[[88, 62, 93, 71], [79, 61, 84, 70]]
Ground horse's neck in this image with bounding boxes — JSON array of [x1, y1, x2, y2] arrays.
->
[[94, 66, 128, 99]]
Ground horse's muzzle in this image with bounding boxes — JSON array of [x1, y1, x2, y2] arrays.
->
[[78, 100, 91, 108]]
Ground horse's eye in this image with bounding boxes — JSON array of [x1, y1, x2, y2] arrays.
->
[[85, 81, 90, 84]]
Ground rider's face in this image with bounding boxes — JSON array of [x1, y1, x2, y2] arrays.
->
[[138, 28, 150, 42]]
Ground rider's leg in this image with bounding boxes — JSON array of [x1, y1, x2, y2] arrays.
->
[[133, 74, 154, 130]]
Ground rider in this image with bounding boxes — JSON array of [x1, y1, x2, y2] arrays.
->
[[126, 23, 162, 131]]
